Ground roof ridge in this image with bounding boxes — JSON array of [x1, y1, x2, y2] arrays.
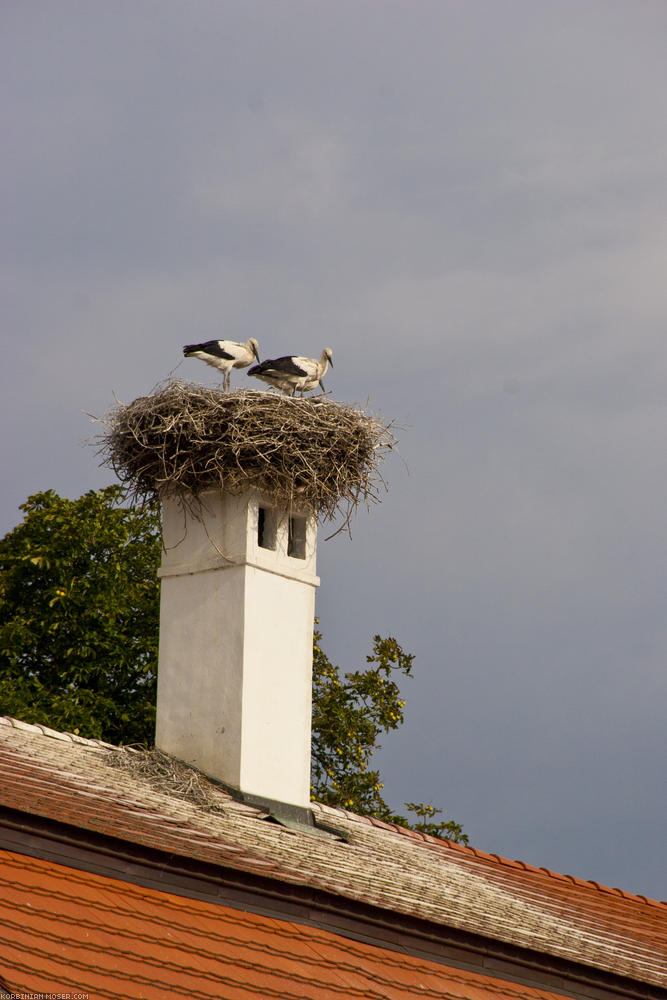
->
[[0, 714, 119, 751], [4, 715, 666, 911], [315, 801, 667, 911]]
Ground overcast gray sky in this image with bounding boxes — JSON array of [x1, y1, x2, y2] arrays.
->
[[2, 1, 667, 901]]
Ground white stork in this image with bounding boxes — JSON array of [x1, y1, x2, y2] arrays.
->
[[183, 338, 260, 391], [248, 348, 333, 396]]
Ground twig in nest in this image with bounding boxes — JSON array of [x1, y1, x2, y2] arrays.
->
[[93, 381, 396, 529], [107, 746, 226, 813]]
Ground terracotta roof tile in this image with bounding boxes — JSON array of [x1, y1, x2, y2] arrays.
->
[[1, 716, 666, 990], [0, 849, 589, 1000]]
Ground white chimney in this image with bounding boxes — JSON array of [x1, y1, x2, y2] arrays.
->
[[155, 487, 319, 809]]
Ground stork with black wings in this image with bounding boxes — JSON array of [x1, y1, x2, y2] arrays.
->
[[183, 338, 260, 391], [248, 348, 333, 396]]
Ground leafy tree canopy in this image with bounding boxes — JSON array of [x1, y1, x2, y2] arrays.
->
[[0, 486, 160, 744], [312, 629, 412, 819], [0, 487, 466, 842], [312, 631, 468, 841]]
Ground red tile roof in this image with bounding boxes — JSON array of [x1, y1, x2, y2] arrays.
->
[[1, 716, 666, 993], [0, 848, 588, 1000]]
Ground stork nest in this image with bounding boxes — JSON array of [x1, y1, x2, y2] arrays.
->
[[95, 380, 395, 527], [106, 746, 226, 814]]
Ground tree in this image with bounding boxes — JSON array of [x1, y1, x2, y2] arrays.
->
[[0, 487, 160, 744], [403, 802, 468, 845], [0, 487, 466, 842], [311, 631, 467, 841], [311, 628, 413, 820]]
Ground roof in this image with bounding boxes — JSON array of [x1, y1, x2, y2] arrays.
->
[[1, 716, 666, 996], [1, 848, 579, 1000]]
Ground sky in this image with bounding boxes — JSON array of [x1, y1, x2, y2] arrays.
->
[[2, 1, 667, 901]]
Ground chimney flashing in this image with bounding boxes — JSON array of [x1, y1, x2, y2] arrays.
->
[[202, 779, 348, 841]]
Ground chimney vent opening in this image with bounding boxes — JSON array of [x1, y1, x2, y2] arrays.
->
[[257, 505, 277, 550], [287, 515, 307, 559]]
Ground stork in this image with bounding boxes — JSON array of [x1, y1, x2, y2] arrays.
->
[[183, 338, 260, 391], [248, 348, 333, 396]]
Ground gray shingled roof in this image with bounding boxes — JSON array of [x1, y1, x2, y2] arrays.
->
[[1, 716, 666, 989]]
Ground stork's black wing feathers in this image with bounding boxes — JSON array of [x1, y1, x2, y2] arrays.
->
[[183, 340, 235, 360], [248, 356, 307, 377]]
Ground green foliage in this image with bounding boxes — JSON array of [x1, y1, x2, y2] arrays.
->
[[403, 802, 469, 845], [311, 628, 414, 819], [311, 629, 467, 842], [0, 486, 161, 743], [0, 487, 467, 843]]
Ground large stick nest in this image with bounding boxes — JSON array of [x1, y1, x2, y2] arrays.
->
[[96, 381, 396, 526], [106, 746, 226, 814]]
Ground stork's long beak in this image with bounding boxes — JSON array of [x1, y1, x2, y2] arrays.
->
[[253, 345, 260, 362], [328, 357, 334, 368]]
